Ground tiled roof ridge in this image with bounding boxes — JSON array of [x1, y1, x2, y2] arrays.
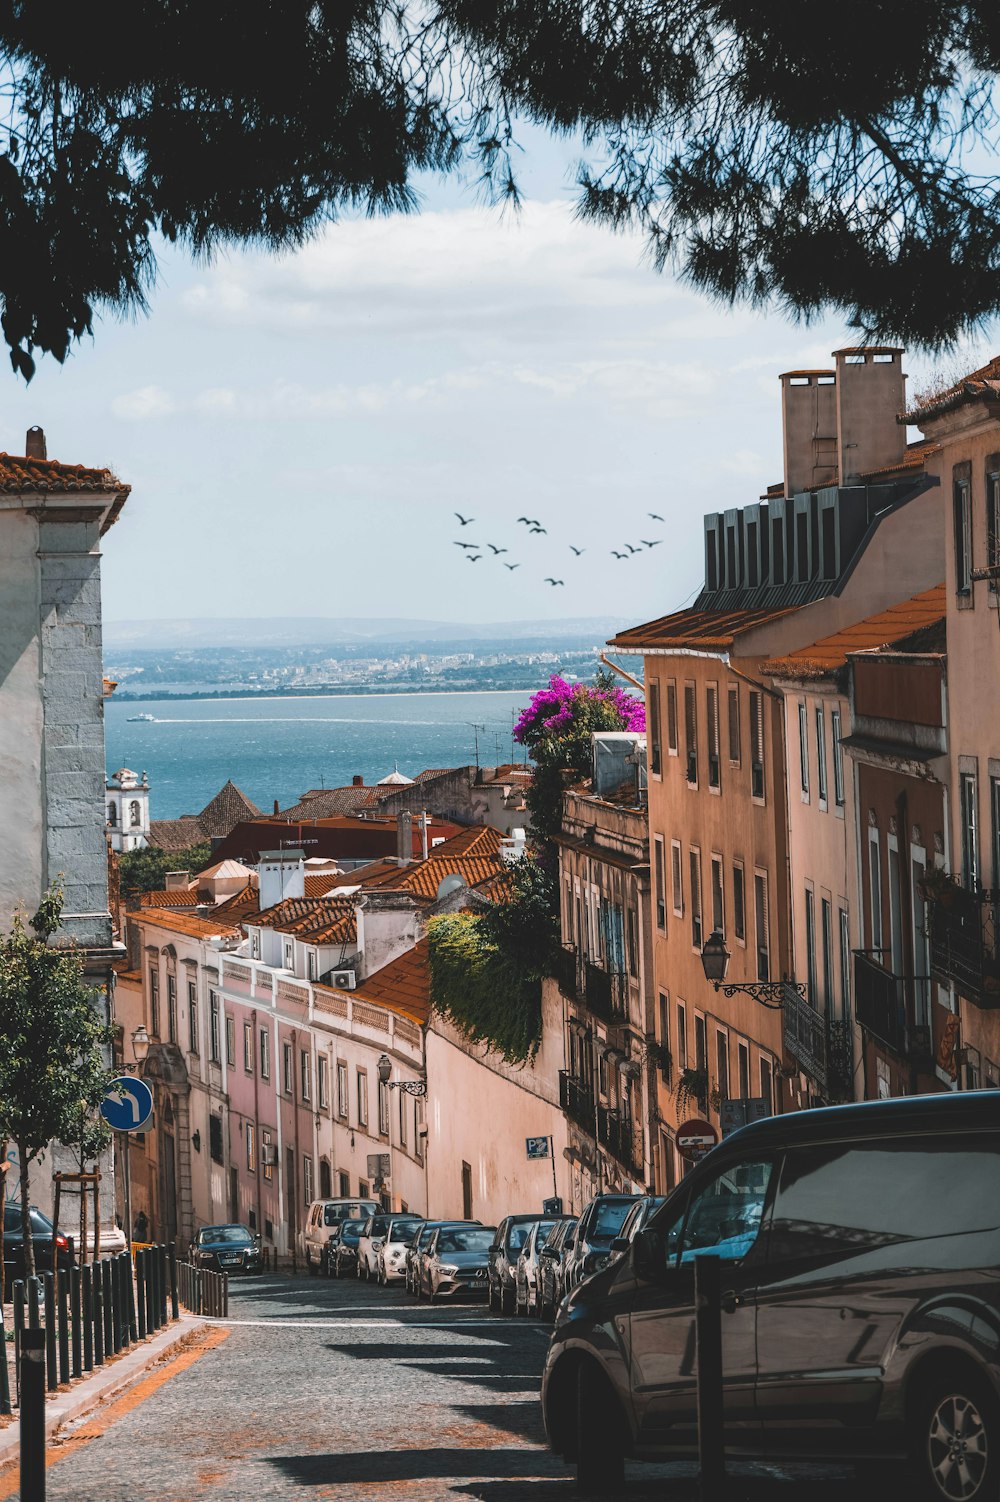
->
[[904, 354, 1000, 422], [253, 894, 355, 930], [762, 583, 947, 677], [610, 603, 801, 652], [198, 779, 262, 835], [0, 451, 128, 494]]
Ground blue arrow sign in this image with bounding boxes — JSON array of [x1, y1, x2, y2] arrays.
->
[[100, 1076, 153, 1133]]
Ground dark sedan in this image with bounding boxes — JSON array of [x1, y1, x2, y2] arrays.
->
[[422, 1224, 496, 1302], [328, 1217, 364, 1277], [189, 1224, 262, 1275], [3, 1204, 73, 1289]]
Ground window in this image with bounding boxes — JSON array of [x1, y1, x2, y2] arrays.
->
[[754, 872, 770, 980], [689, 849, 703, 949], [954, 468, 972, 594], [821, 898, 833, 1008], [243, 1022, 254, 1073], [283, 1041, 292, 1095], [358, 1180, 370, 1199], [798, 703, 810, 798], [815, 706, 827, 805], [149, 968, 159, 1038], [889, 842, 904, 975], [300, 1050, 311, 1102], [246, 1121, 256, 1171], [414, 1101, 424, 1160], [759, 1056, 773, 1113], [337, 1062, 348, 1118], [732, 862, 746, 943], [868, 834, 883, 950], [251, 930, 261, 961], [283, 940, 293, 971], [187, 981, 199, 1054], [209, 991, 220, 1062], [108, 802, 117, 826], [307, 950, 317, 982], [961, 772, 979, 889], [166, 975, 177, 1042], [671, 841, 683, 916], [676, 1001, 688, 1070], [831, 707, 845, 807], [225, 1015, 236, 1068], [727, 685, 741, 764], [303, 1154, 313, 1208], [988, 463, 1000, 587], [338, 1170, 350, 1197], [749, 690, 765, 799], [378, 1078, 390, 1135], [710, 855, 724, 936], [694, 1013, 707, 1077], [357, 1070, 368, 1127], [676, 1160, 772, 1266], [399, 1089, 407, 1146], [658, 991, 670, 1055], [210, 1113, 224, 1165], [911, 858, 930, 1025], [738, 1041, 750, 1100], [666, 681, 678, 754], [805, 889, 817, 1002], [649, 679, 662, 775], [684, 683, 698, 784], [653, 837, 667, 930], [715, 1030, 729, 1102], [317, 1055, 328, 1109], [707, 684, 721, 789], [626, 906, 638, 976], [839, 909, 852, 1018], [261, 1130, 274, 1181], [129, 799, 141, 827], [260, 1028, 270, 1079], [992, 777, 1000, 888]]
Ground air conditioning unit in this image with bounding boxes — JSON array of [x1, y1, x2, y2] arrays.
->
[[260, 1143, 278, 1166], [331, 969, 357, 990]]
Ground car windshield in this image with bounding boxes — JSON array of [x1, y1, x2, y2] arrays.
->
[[340, 1221, 363, 1243], [3, 1207, 52, 1234], [389, 1220, 422, 1240], [437, 1228, 495, 1254], [201, 1227, 251, 1245], [506, 1222, 533, 1253], [530, 1221, 556, 1249], [543, 1221, 571, 1248], [591, 1201, 634, 1238], [368, 1218, 391, 1237]]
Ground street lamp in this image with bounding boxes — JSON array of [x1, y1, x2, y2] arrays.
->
[[699, 931, 805, 1010], [376, 1052, 427, 1097], [131, 1024, 151, 1064]]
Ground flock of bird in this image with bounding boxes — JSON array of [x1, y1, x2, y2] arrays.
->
[[452, 511, 666, 586]]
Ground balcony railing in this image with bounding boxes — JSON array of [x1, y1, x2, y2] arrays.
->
[[782, 986, 829, 1089], [825, 1019, 854, 1102], [584, 962, 628, 1023], [597, 1106, 644, 1178], [928, 886, 1000, 1009], [559, 1070, 595, 1133], [854, 952, 907, 1054], [553, 945, 578, 1000]]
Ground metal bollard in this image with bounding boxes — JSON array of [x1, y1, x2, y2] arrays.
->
[[169, 1243, 179, 1322], [102, 1258, 114, 1355], [136, 1250, 147, 1339], [117, 1255, 129, 1350], [27, 1275, 41, 1330], [158, 1245, 168, 1327], [695, 1255, 726, 1502], [92, 1267, 105, 1367], [0, 1302, 11, 1416], [12, 1280, 25, 1402], [42, 1272, 57, 1392], [81, 1266, 94, 1372], [149, 1247, 160, 1331], [19, 1328, 46, 1502], [70, 1266, 82, 1378], [126, 1253, 138, 1345], [57, 1270, 70, 1385]]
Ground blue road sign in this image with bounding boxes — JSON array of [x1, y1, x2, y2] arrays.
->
[[100, 1076, 154, 1133], [526, 1136, 551, 1160]]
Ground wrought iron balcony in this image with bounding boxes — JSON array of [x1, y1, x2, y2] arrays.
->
[[928, 885, 1000, 1009], [559, 1070, 595, 1133], [854, 952, 906, 1053], [554, 944, 578, 1000], [584, 961, 628, 1024], [782, 985, 829, 1089], [825, 1019, 854, 1102], [597, 1105, 644, 1178]]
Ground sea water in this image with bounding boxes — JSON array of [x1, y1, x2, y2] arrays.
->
[[104, 690, 536, 821]]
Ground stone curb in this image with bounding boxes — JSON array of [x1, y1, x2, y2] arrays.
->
[[0, 1313, 204, 1466]]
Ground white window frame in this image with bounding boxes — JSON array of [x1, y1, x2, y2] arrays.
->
[[815, 704, 828, 808], [798, 702, 810, 799]]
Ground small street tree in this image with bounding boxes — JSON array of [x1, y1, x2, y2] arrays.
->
[[0, 887, 114, 1279]]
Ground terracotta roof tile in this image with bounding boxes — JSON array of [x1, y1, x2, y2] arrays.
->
[[138, 888, 199, 908], [213, 882, 261, 920], [146, 817, 207, 853], [0, 452, 131, 532], [609, 604, 801, 653], [197, 780, 261, 837], [252, 896, 357, 945], [763, 584, 947, 678], [859, 439, 940, 481], [350, 939, 430, 1024], [904, 355, 1000, 421], [304, 872, 345, 896], [135, 909, 240, 940]]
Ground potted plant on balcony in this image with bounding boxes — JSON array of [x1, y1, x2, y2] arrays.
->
[[648, 1040, 672, 1083], [917, 866, 960, 908], [675, 1067, 714, 1114]]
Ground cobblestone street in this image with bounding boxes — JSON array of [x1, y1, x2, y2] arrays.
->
[[12, 1272, 876, 1501]]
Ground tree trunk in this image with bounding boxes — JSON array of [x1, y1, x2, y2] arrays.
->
[[18, 1144, 33, 1280]]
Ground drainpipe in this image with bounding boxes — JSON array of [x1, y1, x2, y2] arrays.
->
[[251, 1007, 263, 1238], [291, 1027, 302, 1270]]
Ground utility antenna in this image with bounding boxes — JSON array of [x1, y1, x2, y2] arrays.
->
[[466, 721, 486, 768]]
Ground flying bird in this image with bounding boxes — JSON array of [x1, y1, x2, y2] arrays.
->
[[641, 539, 664, 548], [504, 562, 521, 571], [455, 512, 475, 526], [545, 577, 565, 586], [625, 543, 640, 554], [569, 546, 585, 556], [517, 517, 540, 526], [488, 544, 508, 555], [529, 525, 548, 535], [466, 554, 482, 562], [648, 512, 664, 522], [611, 550, 627, 560], [454, 540, 478, 549]]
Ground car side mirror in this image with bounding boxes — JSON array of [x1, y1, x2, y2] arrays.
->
[[632, 1227, 668, 1285], [488, 1244, 500, 1255], [610, 1236, 630, 1253], [564, 1236, 574, 1249]]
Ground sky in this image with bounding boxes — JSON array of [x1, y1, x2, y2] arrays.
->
[[2, 128, 995, 629]]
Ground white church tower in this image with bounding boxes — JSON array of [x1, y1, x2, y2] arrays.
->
[[106, 767, 150, 851]]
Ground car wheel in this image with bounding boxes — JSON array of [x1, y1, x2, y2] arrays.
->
[[575, 1363, 626, 1496], [488, 1279, 499, 1313], [307, 1250, 318, 1277], [909, 1365, 998, 1502], [500, 1281, 516, 1316]]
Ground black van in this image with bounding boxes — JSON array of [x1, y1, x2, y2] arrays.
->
[[542, 1092, 1000, 1499]]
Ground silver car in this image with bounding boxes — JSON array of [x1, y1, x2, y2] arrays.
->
[[420, 1224, 496, 1303], [514, 1218, 558, 1317]]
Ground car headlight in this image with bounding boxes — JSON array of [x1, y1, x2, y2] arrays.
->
[[372, 1239, 384, 1249], [439, 1264, 459, 1276], [583, 1252, 606, 1274]]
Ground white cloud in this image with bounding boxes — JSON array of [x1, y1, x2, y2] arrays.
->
[[110, 385, 176, 421]]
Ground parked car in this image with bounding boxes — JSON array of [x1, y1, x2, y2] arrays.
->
[[303, 1197, 379, 1275], [514, 1217, 559, 1317], [405, 1221, 444, 1294], [421, 1223, 496, 1303], [536, 1217, 577, 1321], [610, 1195, 668, 1258], [543, 1091, 1000, 1497], [189, 1223, 262, 1275], [561, 1194, 639, 1293], [415, 1221, 479, 1299], [488, 1214, 543, 1314], [376, 1215, 425, 1285], [356, 1213, 395, 1280], [3, 1204, 74, 1289], [327, 1217, 365, 1278]]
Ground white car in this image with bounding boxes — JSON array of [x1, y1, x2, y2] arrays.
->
[[356, 1211, 394, 1280], [375, 1215, 425, 1285], [302, 1197, 378, 1275]]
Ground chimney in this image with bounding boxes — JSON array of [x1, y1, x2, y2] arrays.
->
[[25, 425, 46, 460], [420, 810, 429, 862], [833, 347, 906, 484], [165, 870, 190, 891], [353, 775, 364, 787], [257, 850, 305, 909], [780, 371, 837, 497], [396, 810, 413, 866], [273, 799, 279, 816]]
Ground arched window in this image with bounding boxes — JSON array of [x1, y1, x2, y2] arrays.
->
[[129, 800, 141, 826], [107, 802, 117, 826]]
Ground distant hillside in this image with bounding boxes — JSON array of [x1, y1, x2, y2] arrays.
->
[[103, 616, 629, 650]]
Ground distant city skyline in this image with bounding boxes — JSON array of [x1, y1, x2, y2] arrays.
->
[[0, 133, 991, 627]]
